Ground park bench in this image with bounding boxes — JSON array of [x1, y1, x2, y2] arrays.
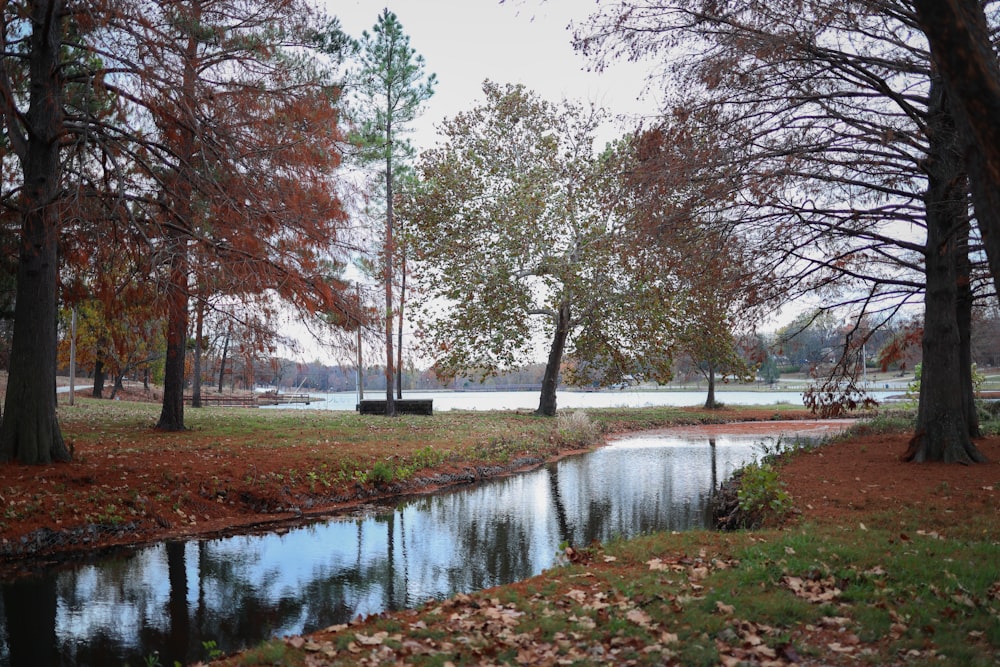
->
[[357, 399, 433, 416]]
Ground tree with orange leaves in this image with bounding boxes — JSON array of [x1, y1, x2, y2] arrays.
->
[[104, 0, 359, 430]]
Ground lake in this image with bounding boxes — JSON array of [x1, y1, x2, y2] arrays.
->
[[261, 388, 901, 412]]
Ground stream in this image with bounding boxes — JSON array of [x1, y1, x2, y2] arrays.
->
[[0, 422, 843, 666]]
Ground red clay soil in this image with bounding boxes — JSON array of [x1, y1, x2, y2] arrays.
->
[[779, 431, 1000, 525]]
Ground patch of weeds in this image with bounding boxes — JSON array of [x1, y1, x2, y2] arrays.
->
[[474, 434, 532, 463], [369, 459, 395, 485], [554, 410, 602, 447], [233, 639, 301, 666], [411, 444, 450, 469], [844, 410, 915, 437], [202, 640, 224, 661], [674, 636, 719, 667]]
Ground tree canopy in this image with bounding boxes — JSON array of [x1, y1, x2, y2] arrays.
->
[[405, 82, 680, 416]]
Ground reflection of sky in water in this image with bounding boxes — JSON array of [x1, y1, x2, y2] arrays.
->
[[263, 389, 899, 412], [3, 430, 798, 667]]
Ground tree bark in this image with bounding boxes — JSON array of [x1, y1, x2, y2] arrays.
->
[[192, 298, 204, 408], [704, 362, 719, 409], [383, 128, 397, 417], [157, 231, 189, 431], [397, 247, 406, 400], [956, 220, 979, 438], [218, 324, 230, 393], [92, 352, 106, 399], [912, 0, 1000, 307], [157, 6, 199, 431], [537, 301, 571, 416], [0, 0, 71, 464], [909, 77, 986, 463]]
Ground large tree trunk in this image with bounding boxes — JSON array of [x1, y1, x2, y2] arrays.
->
[[908, 77, 986, 464], [912, 0, 1000, 307], [91, 352, 106, 399], [955, 221, 979, 438], [0, 0, 71, 464], [157, 9, 198, 431], [157, 233, 189, 431], [537, 301, 571, 416]]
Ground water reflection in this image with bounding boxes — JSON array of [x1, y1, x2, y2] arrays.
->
[[0, 431, 784, 666]]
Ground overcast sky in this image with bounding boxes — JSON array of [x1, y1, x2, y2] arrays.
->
[[325, 0, 660, 151]]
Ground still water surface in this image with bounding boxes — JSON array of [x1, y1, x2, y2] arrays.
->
[[0, 426, 831, 666], [264, 388, 899, 412]]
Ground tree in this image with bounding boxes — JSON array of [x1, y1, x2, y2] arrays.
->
[[759, 355, 781, 386], [111, 1, 357, 430], [911, 0, 1000, 306], [0, 0, 72, 463], [575, 0, 991, 461], [406, 82, 678, 416], [349, 9, 435, 416], [626, 128, 768, 409]]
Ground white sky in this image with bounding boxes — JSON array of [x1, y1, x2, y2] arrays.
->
[[325, 0, 660, 152], [282, 1, 663, 366]]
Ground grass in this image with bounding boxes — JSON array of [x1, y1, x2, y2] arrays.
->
[[219, 519, 998, 666], [206, 411, 1000, 667]]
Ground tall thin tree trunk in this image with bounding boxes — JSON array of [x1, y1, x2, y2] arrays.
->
[[218, 325, 230, 393], [192, 298, 204, 408], [397, 249, 405, 400], [537, 301, 571, 416], [956, 220, 979, 438], [384, 132, 397, 417], [704, 363, 718, 409], [0, 0, 71, 463], [912, 0, 1000, 308]]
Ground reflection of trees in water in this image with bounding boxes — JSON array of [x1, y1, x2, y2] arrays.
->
[[1, 434, 758, 665], [2, 576, 58, 666], [398, 476, 542, 598]]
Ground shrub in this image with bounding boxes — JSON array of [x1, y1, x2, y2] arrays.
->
[[369, 460, 395, 485], [736, 461, 793, 526], [555, 410, 602, 447]]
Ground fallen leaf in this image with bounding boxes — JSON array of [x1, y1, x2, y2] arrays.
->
[[827, 642, 856, 653], [626, 608, 653, 628], [715, 601, 735, 615], [354, 631, 387, 646]]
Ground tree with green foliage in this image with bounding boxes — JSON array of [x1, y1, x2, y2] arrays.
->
[[406, 82, 679, 416], [759, 355, 781, 386], [349, 9, 435, 416]]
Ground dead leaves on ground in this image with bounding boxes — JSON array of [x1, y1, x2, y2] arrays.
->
[[257, 545, 998, 667]]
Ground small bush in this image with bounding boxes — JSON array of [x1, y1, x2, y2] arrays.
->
[[736, 461, 793, 526], [555, 410, 602, 447], [369, 460, 395, 485]]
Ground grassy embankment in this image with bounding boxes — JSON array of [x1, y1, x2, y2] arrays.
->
[[200, 411, 1000, 667]]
